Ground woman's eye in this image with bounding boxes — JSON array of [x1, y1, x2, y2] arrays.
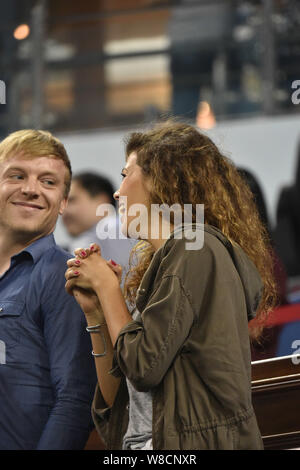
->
[[120, 172, 126, 179]]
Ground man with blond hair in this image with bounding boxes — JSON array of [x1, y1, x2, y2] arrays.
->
[[0, 129, 96, 449]]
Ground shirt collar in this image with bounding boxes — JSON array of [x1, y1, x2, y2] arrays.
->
[[13, 233, 56, 264]]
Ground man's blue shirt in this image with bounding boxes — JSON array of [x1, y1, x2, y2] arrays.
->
[[0, 233, 97, 449]]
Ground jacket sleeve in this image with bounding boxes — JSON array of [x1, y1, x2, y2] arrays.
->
[[91, 377, 129, 450], [110, 274, 195, 392], [91, 384, 112, 448]]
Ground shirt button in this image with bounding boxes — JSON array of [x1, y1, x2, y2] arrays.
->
[[0, 308, 3, 312]]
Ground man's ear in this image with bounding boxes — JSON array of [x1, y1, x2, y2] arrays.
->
[[59, 197, 68, 215]]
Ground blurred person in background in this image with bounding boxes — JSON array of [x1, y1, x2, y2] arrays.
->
[[267, 139, 300, 359], [0, 130, 96, 449], [274, 141, 300, 302], [238, 167, 287, 305], [238, 167, 287, 360], [62, 172, 136, 280]]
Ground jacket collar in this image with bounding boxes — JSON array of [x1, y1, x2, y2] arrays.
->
[[135, 223, 263, 321], [135, 223, 203, 312]]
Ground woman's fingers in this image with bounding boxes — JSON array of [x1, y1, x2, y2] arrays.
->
[[107, 259, 122, 274], [65, 278, 76, 296], [89, 243, 101, 255], [67, 258, 82, 268], [72, 243, 101, 260], [65, 266, 80, 281], [65, 279, 87, 296], [107, 259, 123, 282], [74, 247, 91, 259]]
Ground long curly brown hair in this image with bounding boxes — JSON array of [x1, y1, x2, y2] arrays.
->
[[122, 120, 278, 340]]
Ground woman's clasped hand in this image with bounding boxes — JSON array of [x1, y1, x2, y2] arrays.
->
[[65, 243, 122, 292], [64, 243, 123, 315]]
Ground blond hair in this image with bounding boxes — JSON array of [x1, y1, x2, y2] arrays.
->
[[0, 129, 72, 197]]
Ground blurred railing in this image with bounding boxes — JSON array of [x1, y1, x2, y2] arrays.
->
[[0, 0, 300, 136]]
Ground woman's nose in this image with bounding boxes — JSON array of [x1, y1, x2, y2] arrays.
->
[[113, 189, 120, 201]]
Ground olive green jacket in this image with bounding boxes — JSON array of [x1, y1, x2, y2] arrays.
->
[[92, 224, 264, 450]]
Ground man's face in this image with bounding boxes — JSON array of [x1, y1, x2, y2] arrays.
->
[[0, 153, 68, 240], [62, 181, 110, 237]]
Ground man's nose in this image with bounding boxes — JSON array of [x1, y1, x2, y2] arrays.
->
[[21, 177, 40, 196]]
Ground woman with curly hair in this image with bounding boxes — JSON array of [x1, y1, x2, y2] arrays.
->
[[65, 121, 277, 450]]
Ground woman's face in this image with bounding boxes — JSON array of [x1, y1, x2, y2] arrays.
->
[[114, 152, 151, 239]]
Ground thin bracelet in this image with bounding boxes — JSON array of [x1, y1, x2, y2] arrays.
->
[[86, 325, 107, 357], [86, 323, 106, 333], [92, 330, 107, 357]]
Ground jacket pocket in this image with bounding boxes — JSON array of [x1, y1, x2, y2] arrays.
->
[[0, 300, 24, 350]]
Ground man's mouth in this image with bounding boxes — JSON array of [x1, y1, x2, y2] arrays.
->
[[12, 202, 44, 210]]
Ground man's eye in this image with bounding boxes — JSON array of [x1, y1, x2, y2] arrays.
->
[[10, 174, 23, 180], [120, 172, 126, 179], [43, 179, 55, 185]]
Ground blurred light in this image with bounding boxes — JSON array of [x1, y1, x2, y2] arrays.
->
[[196, 101, 216, 129], [105, 54, 169, 85], [14, 24, 30, 41], [104, 36, 170, 55], [233, 25, 254, 42]]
